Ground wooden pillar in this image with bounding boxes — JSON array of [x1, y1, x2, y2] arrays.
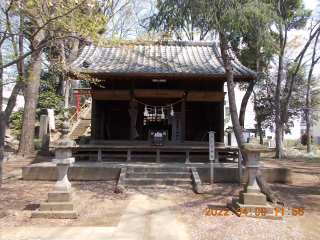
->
[[91, 98, 96, 141], [97, 148, 102, 162], [130, 98, 135, 142], [220, 99, 224, 143], [185, 149, 190, 163], [156, 148, 160, 163], [106, 103, 112, 140], [127, 150, 131, 162], [101, 103, 105, 140], [181, 99, 185, 142]]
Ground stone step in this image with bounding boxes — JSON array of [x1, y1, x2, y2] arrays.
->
[[125, 178, 192, 186], [125, 184, 191, 189], [70, 131, 86, 134], [70, 132, 86, 135], [126, 172, 192, 178], [127, 167, 191, 173]]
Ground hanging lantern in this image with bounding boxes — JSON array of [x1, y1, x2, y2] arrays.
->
[[161, 107, 165, 119], [170, 104, 174, 116], [144, 105, 149, 117]]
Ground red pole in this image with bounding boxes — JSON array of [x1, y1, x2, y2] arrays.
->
[[76, 94, 80, 121]]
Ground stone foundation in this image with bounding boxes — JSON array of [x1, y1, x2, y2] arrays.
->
[[22, 162, 292, 184], [32, 188, 86, 219]]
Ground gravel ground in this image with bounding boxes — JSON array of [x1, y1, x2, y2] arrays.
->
[[1, 151, 320, 239]]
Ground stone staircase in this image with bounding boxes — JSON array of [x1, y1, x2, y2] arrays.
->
[[69, 109, 91, 144], [125, 167, 193, 188]]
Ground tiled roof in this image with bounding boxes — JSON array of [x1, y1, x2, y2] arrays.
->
[[70, 41, 256, 77]]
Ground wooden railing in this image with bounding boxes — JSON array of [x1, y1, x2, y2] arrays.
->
[[50, 97, 92, 142]]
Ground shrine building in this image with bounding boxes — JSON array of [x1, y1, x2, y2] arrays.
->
[[68, 41, 255, 162]]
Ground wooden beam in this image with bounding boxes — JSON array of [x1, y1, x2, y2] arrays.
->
[[186, 91, 226, 102], [91, 90, 131, 100], [134, 89, 184, 98]]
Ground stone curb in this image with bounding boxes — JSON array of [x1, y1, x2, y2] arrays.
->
[[2, 169, 22, 180], [115, 167, 127, 193], [191, 167, 204, 194]]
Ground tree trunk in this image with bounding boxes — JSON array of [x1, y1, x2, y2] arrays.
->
[[0, 112, 4, 209], [239, 60, 258, 128], [275, 18, 286, 158], [275, 121, 286, 158], [64, 79, 69, 120], [18, 50, 43, 156], [19, 46, 43, 156], [0, 49, 3, 208], [69, 38, 80, 107], [306, 75, 311, 152], [256, 170, 277, 203], [70, 80, 78, 106], [219, 32, 277, 203], [0, 17, 25, 207], [0, 70, 24, 209], [219, 33, 245, 146], [306, 32, 320, 153], [239, 79, 255, 128], [259, 127, 264, 145], [0, 53, 2, 113], [18, 9, 46, 156]]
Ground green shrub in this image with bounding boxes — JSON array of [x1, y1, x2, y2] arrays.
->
[[12, 130, 21, 140], [36, 91, 64, 120], [34, 139, 42, 150], [9, 108, 24, 129]]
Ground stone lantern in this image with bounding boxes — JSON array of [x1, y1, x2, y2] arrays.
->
[[32, 121, 86, 219], [227, 137, 277, 218]]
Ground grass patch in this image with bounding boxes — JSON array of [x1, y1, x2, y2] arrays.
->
[[306, 157, 320, 162]]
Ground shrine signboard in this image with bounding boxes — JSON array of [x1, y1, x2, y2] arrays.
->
[[209, 131, 215, 160], [148, 130, 168, 146]]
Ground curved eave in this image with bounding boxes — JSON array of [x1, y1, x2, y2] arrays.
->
[[67, 70, 256, 82]]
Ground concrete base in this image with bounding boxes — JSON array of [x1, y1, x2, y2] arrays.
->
[[31, 200, 86, 219], [22, 161, 292, 184], [227, 199, 282, 220], [239, 190, 267, 205], [31, 188, 86, 219]]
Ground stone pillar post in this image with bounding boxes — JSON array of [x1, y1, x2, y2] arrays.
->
[[209, 131, 215, 185], [39, 115, 48, 140]]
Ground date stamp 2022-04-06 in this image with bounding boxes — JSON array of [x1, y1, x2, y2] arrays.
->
[[205, 207, 304, 216]]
